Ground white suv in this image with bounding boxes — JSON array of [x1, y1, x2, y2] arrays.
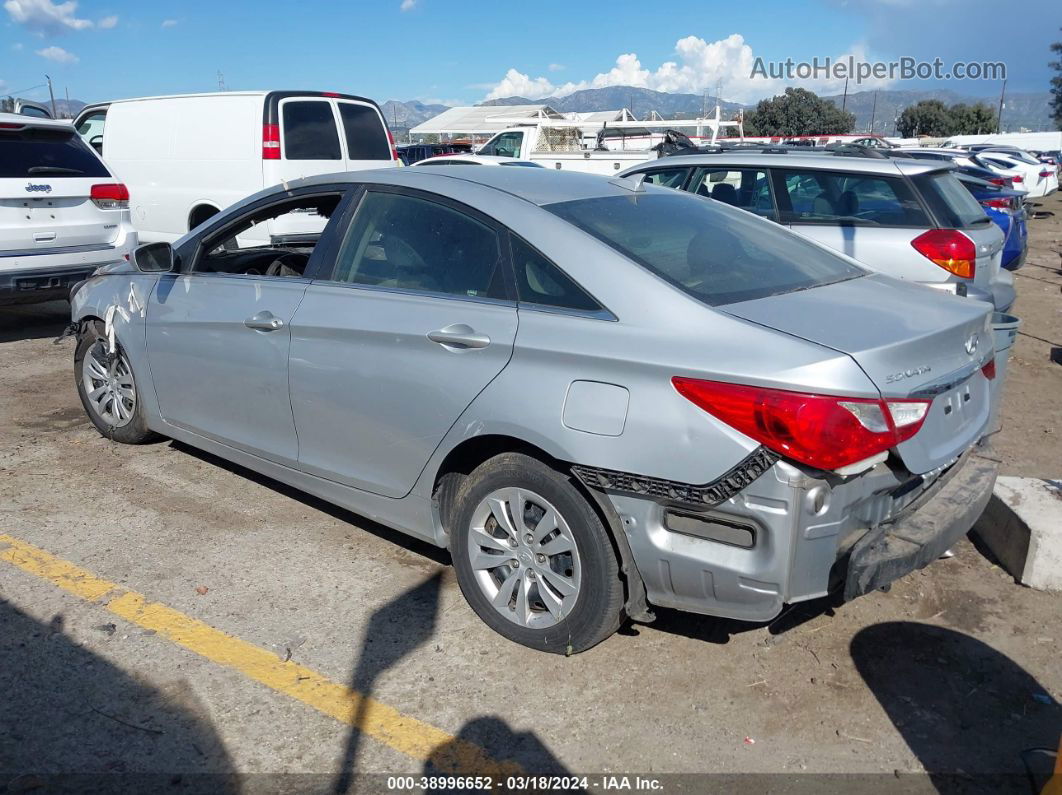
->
[[1, 113, 136, 306]]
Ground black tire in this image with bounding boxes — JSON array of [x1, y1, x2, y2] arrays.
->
[[450, 453, 624, 654], [74, 321, 159, 444]]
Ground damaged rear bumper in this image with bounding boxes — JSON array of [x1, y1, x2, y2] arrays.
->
[[840, 452, 998, 601]]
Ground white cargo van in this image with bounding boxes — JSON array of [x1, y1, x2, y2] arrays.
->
[[73, 91, 398, 243]]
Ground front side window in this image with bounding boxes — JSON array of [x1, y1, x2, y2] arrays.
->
[[776, 169, 929, 226], [282, 101, 341, 160], [638, 168, 688, 189], [545, 192, 864, 307], [688, 168, 774, 218], [510, 236, 602, 312], [333, 192, 504, 299], [478, 132, 523, 158], [193, 193, 343, 277], [337, 103, 391, 161]]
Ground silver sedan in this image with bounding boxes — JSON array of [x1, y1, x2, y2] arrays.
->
[[70, 167, 999, 653]]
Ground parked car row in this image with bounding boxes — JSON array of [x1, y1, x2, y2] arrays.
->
[[1, 92, 1029, 653]]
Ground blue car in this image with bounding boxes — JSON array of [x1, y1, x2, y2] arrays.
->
[[958, 174, 1027, 271]]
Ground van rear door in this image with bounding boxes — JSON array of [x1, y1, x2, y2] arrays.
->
[[335, 98, 395, 170]]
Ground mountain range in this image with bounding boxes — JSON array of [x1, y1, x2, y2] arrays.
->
[[385, 85, 1056, 136]]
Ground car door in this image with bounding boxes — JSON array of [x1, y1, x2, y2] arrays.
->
[[146, 186, 352, 467], [289, 186, 518, 498]]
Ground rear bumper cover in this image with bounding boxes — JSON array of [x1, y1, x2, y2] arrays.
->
[[0, 265, 104, 305], [841, 452, 997, 600]]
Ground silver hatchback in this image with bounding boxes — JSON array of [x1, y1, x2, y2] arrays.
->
[[70, 167, 999, 653]]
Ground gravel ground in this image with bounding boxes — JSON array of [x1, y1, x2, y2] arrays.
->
[[0, 193, 1059, 792]]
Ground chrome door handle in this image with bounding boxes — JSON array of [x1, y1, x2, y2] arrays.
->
[[245, 311, 284, 331], [427, 323, 490, 349]]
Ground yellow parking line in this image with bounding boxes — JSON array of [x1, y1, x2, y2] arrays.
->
[[0, 533, 516, 777]]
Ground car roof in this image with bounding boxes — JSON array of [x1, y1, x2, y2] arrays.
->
[[292, 165, 655, 206], [0, 112, 75, 130], [623, 151, 946, 177]]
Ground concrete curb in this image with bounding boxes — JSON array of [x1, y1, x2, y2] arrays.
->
[[972, 477, 1062, 592]]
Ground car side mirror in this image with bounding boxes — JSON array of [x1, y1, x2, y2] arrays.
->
[[133, 242, 175, 273]]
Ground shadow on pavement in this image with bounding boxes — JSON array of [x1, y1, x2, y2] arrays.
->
[[0, 598, 235, 791], [169, 440, 450, 567], [851, 621, 1060, 793], [332, 572, 444, 794], [0, 301, 70, 343]]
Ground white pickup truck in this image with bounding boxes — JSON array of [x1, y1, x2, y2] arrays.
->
[[472, 109, 742, 175]]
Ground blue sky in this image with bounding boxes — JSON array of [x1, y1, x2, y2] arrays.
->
[[2, 0, 1058, 107]]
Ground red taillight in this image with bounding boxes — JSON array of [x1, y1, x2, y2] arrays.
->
[[0, 122, 26, 130], [1011, 174, 1023, 183], [1039, 170, 1052, 178], [322, 91, 340, 97], [387, 129, 398, 161], [981, 358, 996, 380], [672, 378, 930, 472], [262, 123, 280, 160], [982, 197, 1010, 209], [988, 177, 1005, 186], [911, 229, 975, 279], [90, 183, 129, 209]]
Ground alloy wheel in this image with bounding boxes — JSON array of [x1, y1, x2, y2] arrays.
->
[[466, 487, 582, 629], [82, 339, 136, 428]]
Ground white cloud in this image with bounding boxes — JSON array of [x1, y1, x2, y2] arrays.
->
[[161, 18, 177, 27], [483, 34, 895, 104], [97, 14, 116, 28], [35, 44, 78, 63], [548, 63, 565, 72], [399, 0, 415, 10], [12, 41, 23, 50], [4, 0, 93, 34]]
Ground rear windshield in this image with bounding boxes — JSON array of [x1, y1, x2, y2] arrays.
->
[[545, 192, 865, 306], [913, 172, 991, 228], [337, 103, 391, 160], [0, 126, 110, 178]]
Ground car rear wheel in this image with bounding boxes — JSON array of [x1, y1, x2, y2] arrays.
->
[[75, 321, 157, 444], [450, 453, 624, 654]]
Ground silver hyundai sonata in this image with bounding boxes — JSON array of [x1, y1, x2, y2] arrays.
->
[[69, 167, 999, 653]]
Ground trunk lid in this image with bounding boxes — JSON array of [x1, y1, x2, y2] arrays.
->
[[722, 275, 994, 474], [1, 124, 118, 253]]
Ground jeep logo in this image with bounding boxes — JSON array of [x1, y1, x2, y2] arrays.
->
[[885, 365, 932, 384], [25, 183, 52, 193]]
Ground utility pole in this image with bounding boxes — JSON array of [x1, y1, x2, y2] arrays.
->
[[996, 79, 1006, 134], [64, 86, 69, 119], [841, 77, 849, 113], [868, 90, 877, 134], [45, 74, 57, 118], [216, 70, 226, 91]]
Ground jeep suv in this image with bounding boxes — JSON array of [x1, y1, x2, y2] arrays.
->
[[1, 113, 136, 306], [618, 149, 1013, 313]]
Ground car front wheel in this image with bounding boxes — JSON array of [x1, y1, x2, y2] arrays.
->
[[74, 321, 157, 444], [450, 453, 624, 654]]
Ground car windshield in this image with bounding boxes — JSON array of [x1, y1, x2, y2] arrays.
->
[[545, 192, 865, 306]]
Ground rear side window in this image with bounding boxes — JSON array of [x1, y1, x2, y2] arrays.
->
[[913, 172, 992, 229], [282, 101, 341, 160], [688, 168, 775, 218], [0, 126, 110, 178], [337, 103, 391, 160], [776, 169, 929, 226], [333, 192, 505, 299], [510, 236, 602, 313], [546, 192, 864, 307]]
